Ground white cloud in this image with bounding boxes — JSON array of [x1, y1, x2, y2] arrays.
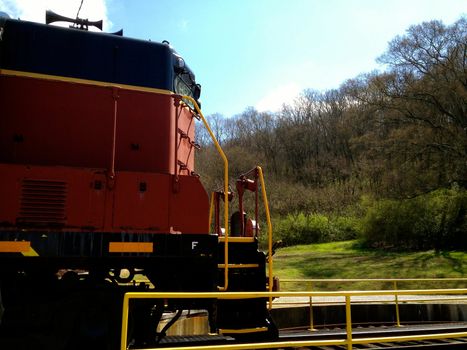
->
[[255, 82, 301, 112], [0, 0, 111, 31], [178, 19, 189, 31], [253, 60, 353, 114]]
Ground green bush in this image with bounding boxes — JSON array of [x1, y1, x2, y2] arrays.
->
[[274, 212, 360, 246], [360, 188, 467, 250], [332, 216, 361, 241]]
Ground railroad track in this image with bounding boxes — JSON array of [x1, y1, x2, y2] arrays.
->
[[287, 337, 467, 349], [6, 320, 462, 349], [276, 323, 467, 350], [146, 322, 467, 349]]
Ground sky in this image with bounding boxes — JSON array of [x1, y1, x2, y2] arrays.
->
[[1, 0, 465, 117]]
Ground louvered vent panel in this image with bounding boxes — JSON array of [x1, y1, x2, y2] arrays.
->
[[17, 179, 67, 225]]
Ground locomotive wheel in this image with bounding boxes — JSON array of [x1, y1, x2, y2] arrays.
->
[[0, 270, 124, 350], [59, 290, 122, 350], [0, 274, 70, 350]]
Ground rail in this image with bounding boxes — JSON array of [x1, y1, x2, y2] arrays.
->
[[180, 95, 230, 291], [121, 289, 467, 350], [280, 278, 467, 329]]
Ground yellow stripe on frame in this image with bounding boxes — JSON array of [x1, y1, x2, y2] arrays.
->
[[0, 241, 31, 253], [0, 69, 174, 96], [218, 237, 255, 243], [109, 242, 154, 253], [22, 247, 39, 257]]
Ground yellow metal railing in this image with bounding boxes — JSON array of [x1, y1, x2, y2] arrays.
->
[[120, 289, 467, 350], [256, 166, 274, 308], [178, 98, 275, 294], [180, 95, 230, 291], [280, 278, 467, 330]]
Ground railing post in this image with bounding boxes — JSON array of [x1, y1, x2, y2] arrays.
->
[[345, 295, 353, 350], [394, 281, 401, 327], [309, 281, 316, 331], [257, 166, 274, 309], [120, 294, 129, 350]]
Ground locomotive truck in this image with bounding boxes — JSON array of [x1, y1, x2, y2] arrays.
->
[[0, 11, 277, 349]]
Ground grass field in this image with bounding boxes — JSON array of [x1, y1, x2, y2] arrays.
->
[[272, 240, 467, 291]]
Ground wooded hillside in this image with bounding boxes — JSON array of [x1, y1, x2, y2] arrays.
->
[[196, 17, 467, 250]]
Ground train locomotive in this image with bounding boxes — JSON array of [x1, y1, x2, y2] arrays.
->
[[0, 11, 277, 349]]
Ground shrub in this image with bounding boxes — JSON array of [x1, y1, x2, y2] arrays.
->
[[360, 188, 467, 250], [274, 212, 360, 246], [331, 216, 361, 241]]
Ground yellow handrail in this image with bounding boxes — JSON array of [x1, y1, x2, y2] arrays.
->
[[256, 166, 273, 308], [280, 277, 467, 331], [120, 288, 467, 350], [180, 95, 229, 291]]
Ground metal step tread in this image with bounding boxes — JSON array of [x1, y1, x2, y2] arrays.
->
[[158, 334, 234, 346]]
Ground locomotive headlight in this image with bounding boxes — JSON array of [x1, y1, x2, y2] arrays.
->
[[174, 55, 185, 72]]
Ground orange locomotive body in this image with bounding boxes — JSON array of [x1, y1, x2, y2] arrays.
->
[[0, 76, 207, 235], [0, 13, 277, 349], [0, 54, 206, 236]]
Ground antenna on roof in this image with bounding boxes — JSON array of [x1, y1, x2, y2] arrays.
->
[[75, 0, 84, 21]]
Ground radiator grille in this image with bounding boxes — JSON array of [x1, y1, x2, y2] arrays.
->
[[17, 179, 67, 225]]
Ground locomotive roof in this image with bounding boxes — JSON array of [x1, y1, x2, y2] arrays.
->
[[0, 17, 195, 93]]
